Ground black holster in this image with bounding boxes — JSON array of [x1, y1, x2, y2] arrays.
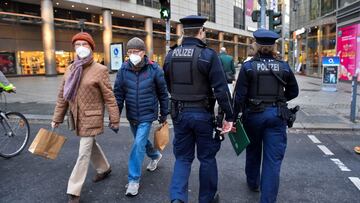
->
[[170, 100, 179, 120], [279, 104, 300, 128]]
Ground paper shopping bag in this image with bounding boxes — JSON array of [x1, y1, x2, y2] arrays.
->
[[154, 121, 169, 151], [28, 128, 67, 160], [228, 119, 250, 156]]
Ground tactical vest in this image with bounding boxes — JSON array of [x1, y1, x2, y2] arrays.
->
[[247, 58, 286, 103], [168, 45, 211, 101]]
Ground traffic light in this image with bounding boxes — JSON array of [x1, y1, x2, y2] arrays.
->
[[268, 10, 282, 34], [251, 10, 260, 22], [160, 0, 170, 20]]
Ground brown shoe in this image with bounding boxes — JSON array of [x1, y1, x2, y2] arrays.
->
[[93, 167, 112, 182], [68, 195, 80, 203]]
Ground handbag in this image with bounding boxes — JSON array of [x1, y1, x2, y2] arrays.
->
[[154, 121, 169, 151], [28, 128, 67, 160]]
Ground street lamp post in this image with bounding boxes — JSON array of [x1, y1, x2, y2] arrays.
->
[[78, 19, 86, 32], [350, 74, 358, 122], [259, 0, 267, 29]]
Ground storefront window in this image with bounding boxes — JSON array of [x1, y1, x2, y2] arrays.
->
[[307, 28, 319, 76], [0, 52, 17, 75], [93, 52, 105, 65], [18, 51, 45, 75], [321, 24, 336, 57], [55, 51, 73, 74]]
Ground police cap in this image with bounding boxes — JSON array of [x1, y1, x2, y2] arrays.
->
[[180, 15, 207, 29], [253, 29, 280, 45]]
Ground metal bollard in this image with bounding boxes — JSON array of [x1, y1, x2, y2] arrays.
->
[[350, 74, 358, 122]]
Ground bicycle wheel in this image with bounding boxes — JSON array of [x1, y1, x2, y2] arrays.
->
[[0, 112, 30, 158]]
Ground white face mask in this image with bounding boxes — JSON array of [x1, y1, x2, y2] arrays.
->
[[76, 46, 91, 59], [129, 54, 142, 66]]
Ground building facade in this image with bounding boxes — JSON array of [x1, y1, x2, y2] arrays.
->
[[0, 0, 261, 76], [289, 0, 359, 79]]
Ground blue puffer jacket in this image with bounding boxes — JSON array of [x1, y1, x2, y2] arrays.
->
[[113, 56, 169, 124]]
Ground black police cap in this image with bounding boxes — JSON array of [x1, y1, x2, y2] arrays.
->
[[180, 15, 207, 29], [253, 29, 280, 45]]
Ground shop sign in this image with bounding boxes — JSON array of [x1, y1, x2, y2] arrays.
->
[[0, 52, 16, 75], [110, 43, 124, 71], [322, 56, 339, 92], [337, 23, 359, 81]]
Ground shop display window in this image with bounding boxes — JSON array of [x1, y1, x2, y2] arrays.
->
[[56, 51, 73, 74], [307, 28, 320, 76], [0, 52, 17, 75], [93, 52, 105, 65], [321, 24, 336, 57], [18, 51, 45, 75]]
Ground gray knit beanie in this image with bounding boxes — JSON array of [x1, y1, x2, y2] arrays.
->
[[127, 37, 145, 51]]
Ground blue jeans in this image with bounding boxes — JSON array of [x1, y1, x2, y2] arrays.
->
[[169, 108, 220, 203], [128, 122, 160, 183], [243, 107, 287, 203]]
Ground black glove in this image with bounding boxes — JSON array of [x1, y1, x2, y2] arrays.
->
[[108, 123, 119, 133], [158, 115, 167, 124], [111, 127, 119, 133]]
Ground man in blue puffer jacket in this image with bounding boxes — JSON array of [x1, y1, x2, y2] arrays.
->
[[113, 37, 169, 197]]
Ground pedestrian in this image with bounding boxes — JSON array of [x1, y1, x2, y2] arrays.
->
[[113, 37, 169, 196], [52, 32, 120, 203], [243, 42, 256, 63], [219, 47, 235, 94], [163, 15, 234, 203], [233, 29, 299, 203]]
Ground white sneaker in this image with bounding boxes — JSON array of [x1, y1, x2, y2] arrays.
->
[[146, 153, 162, 172], [125, 182, 139, 196]]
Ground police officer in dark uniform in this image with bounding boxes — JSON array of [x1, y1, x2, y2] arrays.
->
[[163, 15, 234, 203], [233, 29, 299, 203]]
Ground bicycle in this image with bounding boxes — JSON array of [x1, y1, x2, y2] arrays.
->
[[0, 89, 30, 158]]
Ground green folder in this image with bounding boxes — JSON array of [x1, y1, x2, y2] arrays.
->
[[228, 119, 250, 156]]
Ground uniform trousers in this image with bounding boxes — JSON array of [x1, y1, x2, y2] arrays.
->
[[170, 108, 221, 203], [243, 107, 287, 203]]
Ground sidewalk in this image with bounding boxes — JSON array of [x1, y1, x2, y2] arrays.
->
[[4, 74, 360, 130]]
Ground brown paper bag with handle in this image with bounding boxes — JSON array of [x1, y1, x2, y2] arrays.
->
[[28, 128, 67, 160], [154, 121, 169, 151]]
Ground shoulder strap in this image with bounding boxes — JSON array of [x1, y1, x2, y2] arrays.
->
[[269, 67, 287, 86]]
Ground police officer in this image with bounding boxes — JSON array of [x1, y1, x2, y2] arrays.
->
[[233, 29, 299, 203], [163, 15, 234, 203]]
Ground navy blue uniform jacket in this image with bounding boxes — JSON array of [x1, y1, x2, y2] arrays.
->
[[233, 54, 299, 118], [163, 37, 234, 121]]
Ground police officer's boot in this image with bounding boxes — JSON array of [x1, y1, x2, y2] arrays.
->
[[211, 193, 220, 203]]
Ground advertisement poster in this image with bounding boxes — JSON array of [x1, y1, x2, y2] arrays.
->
[[337, 24, 358, 81], [245, 0, 255, 16], [322, 57, 340, 91], [110, 43, 124, 71], [323, 66, 338, 84], [0, 52, 17, 75]]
